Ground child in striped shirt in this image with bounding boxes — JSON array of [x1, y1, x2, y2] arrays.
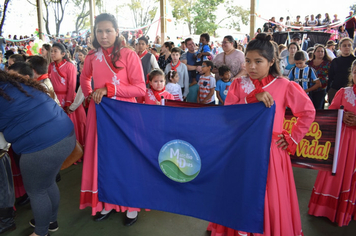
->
[[197, 61, 216, 104], [288, 51, 321, 95]]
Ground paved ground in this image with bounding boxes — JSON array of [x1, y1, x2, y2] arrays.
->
[[4, 163, 356, 236]]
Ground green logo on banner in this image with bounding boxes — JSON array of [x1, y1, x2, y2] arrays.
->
[[158, 140, 201, 183]]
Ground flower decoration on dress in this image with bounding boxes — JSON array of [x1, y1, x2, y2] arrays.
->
[[60, 77, 65, 85], [95, 48, 104, 62], [240, 76, 255, 94], [148, 89, 156, 101], [344, 87, 355, 106]]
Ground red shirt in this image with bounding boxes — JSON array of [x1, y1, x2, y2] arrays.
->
[[345, 16, 356, 29]]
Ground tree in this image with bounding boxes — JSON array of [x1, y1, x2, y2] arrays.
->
[[0, 0, 11, 35], [350, 4, 356, 14], [170, 0, 195, 35], [191, 0, 223, 36], [218, 0, 249, 32], [72, 0, 90, 33], [72, 0, 101, 33], [28, 0, 69, 36], [119, 0, 158, 35], [52, 0, 70, 36]]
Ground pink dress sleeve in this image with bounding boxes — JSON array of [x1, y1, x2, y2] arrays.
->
[[80, 53, 94, 97], [136, 92, 146, 104], [328, 88, 344, 110], [225, 79, 241, 105], [106, 50, 146, 98], [285, 81, 316, 146], [48, 64, 52, 78], [65, 63, 77, 107]]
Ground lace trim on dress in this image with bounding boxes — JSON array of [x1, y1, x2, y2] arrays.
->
[[344, 87, 356, 106], [147, 89, 156, 101], [240, 76, 255, 94], [95, 48, 104, 62]]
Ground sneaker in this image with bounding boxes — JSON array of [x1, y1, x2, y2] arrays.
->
[[29, 219, 59, 232]]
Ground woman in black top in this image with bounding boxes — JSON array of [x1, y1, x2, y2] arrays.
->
[[328, 37, 356, 103], [157, 42, 172, 71]]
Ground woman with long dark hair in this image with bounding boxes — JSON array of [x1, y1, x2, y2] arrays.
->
[[207, 33, 315, 236], [158, 41, 173, 71], [309, 59, 356, 226], [41, 44, 52, 67], [307, 45, 332, 109], [0, 71, 76, 236], [79, 13, 146, 225]]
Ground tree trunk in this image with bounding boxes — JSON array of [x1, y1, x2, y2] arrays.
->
[[0, 0, 11, 34], [75, 0, 89, 33], [188, 22, 192, 35], [53, 0, 67, 37], [43, 0, 50, 35]]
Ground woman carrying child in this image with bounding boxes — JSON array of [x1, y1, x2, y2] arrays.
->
[[207, 33, 315, 236], [308, 59, 356, 226]]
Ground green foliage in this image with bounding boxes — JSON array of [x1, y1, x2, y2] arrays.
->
[[72, 0, 101, 33], [351, 4, 356, 14], [191, 0, 224, 35], [119, 0, 158, 33], [222, 0, 249, 31], [170, 0, 195, 34]]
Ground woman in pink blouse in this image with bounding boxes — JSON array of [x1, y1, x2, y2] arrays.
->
[[79, 13, 146, 226]]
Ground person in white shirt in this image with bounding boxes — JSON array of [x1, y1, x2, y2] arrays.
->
[[325, 40, 336, 60], [165, 70, 183, 101]]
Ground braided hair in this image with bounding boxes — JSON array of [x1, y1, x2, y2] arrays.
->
[[0, 70, 46, 101]]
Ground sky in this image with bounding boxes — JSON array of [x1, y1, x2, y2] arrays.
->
[[2, 0, 356, 37]]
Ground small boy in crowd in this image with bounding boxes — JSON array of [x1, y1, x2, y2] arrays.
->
[[288, 51, 321, 95], [165, 47, 189, 99], [216, 65, 232, 105], [195, 33, 211, 64], [197, 60, 216, 105], [137, 36, 159, 86]]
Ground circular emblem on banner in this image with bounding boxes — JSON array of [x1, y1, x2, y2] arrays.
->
[[158, 140, 201, 183]]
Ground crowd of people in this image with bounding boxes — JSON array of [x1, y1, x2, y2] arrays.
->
[[261, 12, 356, 39], [0, 10, 356, 236]]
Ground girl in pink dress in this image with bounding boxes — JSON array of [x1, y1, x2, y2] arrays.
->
[[79, 13, 146, 226], [137, 69, 174, 104], [308, 60, 356, 226], [207, 33, 315, 236], [48, 43, 86, 147]]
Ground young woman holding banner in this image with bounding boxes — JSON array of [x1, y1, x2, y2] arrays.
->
[[79, 13, 146, 226], [207, 33, 315, 236], [308, 60, 356, 226]]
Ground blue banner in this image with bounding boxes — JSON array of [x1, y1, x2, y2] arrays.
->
[[96, 98, 275, 233]]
